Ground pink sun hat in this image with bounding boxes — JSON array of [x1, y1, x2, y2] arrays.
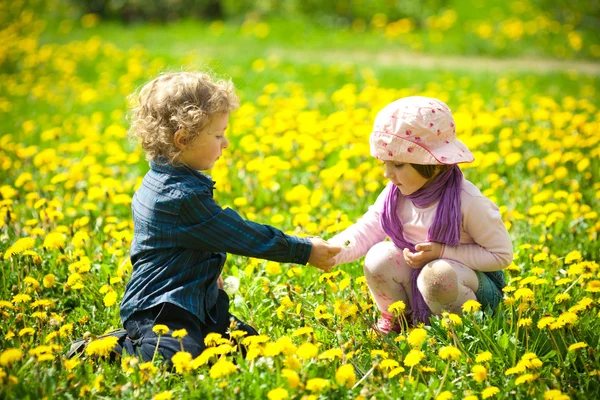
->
[[370, 96, 474, 165]]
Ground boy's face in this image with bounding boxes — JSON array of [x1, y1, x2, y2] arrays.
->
[[178, 112, 230, 171]]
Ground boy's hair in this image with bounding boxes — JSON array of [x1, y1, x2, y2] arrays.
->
[[128, 71, 240, 164], [411, 163, 450, 179]]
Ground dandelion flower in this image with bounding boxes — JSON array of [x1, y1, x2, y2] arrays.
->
[[171, 351, 192, 374], [436, 391, 452, 400], [153, 391, 173, 400], [568, 342, 587, 351], [388, 300, 406, 315], [403, 349, 425, 367], [462, 300, 481, 313], [152, 324, 169, 335], [515, 373, 537, 385], [172, 329, 188, 339], [281, 369, 300, 388], [103, 291, 118, 307], [476, 351, 492, 363], [86, 336, 119, 358], [472, 364, 487, 382], [267, 388, 289, 400], [439, 346, 461, 361], [0, 348, 23, 366], [318, 348, 343, 360], [291, 326, 313, 337], [209, 358, 237, 379], [296, 343, 318, 360], [517, 318, 532, 327], [407, 328, 427, 348], [19, 327, 35, 337], [335, 364, 356, 388], [305, 378, 330, 393], [43, 274, 56, 288], [64, 358, 80, 372], [482, 386, 500, 398]]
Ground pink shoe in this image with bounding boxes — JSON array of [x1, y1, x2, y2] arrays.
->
[[375, 314, 401, 334]]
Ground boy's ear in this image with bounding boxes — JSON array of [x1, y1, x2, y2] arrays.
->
[[173, 129, 187, 150]]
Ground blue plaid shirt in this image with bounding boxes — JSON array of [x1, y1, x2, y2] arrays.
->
[[120, 160, 313, 324]]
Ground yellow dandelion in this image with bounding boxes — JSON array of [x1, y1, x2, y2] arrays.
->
[[462, 300, 481, 313], [439, 346, 461, 361], [476, 351, 492, 363], [388, 300, 406, 315], [64, 358, 80, 372], [172, 329, 188, 339], [318, 348, 343, 360], [281, 368, 300, 388], [209, 358, 237, 379], [85, 336, 119, 358], [12, 293, 32, 304], [19, 327, 35, 337], [389, 366, 406, 377], [436, 391, 452, 400], [517, 318, 532, 327], [472, 364, 487, 382], [515, 373, 537, 385], [103, 291, 118, 307], [0, 348, 23, 366], [152, 324, 169, 335], [482, 386, 500, 398], [171, 351, 193, 374], [153, 391, 173, 400], [305, 378, 330, 393], [296, 342, 319, 360], [407, 328, 428, 348], [403, 349, 425, 367], [537, 316, 556, 329], [314, 305, 332, 320], [291, 326, 314, 337], [335, 364, 356, 388], [568, 342, 587, 351], [564, 250, 582, 264], [267, 388, 289, 400], [43, 273, 56, 288]]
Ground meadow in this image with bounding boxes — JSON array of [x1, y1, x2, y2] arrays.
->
[[1, 0, 599, 399]]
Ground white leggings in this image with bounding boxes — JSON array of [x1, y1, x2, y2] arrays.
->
[[364, 241, 480, 317]]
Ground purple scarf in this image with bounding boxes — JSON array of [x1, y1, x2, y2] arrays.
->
[[381, 165, 463, 325]]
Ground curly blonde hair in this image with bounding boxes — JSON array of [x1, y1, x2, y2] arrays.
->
[[128, 71, 240, 164]]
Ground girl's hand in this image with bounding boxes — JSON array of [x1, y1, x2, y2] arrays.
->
[[308, 238, 341, 272], [403, 242, 443, 269], [217, 274, 224, 289]]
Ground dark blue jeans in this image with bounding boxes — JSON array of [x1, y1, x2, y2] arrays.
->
[[121, 290, 258, 362]]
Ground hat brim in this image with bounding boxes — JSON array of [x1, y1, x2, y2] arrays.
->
[[370, 131, 474, 165]]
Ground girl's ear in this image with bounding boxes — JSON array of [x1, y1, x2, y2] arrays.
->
[[174, 129, 187, 150]]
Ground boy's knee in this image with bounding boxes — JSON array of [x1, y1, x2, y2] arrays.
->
[[418, 260, 458, 304], [364, 242, 400, 276]]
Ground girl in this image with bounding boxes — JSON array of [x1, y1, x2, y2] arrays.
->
[[328, 96, 512, 333]]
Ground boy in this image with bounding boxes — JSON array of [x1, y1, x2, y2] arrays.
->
[[71, 72, 340, 362]]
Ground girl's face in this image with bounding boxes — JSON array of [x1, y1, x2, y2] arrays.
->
[[383, 161, 430, 195], [177, 112, 230, 171]]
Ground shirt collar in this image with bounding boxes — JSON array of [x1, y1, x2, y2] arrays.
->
[[150, 159, 215, 187]]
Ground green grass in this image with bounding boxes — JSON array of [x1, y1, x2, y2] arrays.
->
[[1, 1, 600, 399]]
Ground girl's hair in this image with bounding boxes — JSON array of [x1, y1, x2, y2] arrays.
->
[[128, 71, 240, 164], [411, 163, 450, 179]]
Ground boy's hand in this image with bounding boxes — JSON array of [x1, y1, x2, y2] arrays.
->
[[308, 238, 341, 272], [217, 275, 224, 290], [403, 242, 443, 269]]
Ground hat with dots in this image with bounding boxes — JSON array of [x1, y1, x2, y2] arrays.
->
[[370, 96, 474, 165]]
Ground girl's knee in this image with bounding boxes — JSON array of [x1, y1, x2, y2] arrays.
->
[[418, 260, 459, 303], [364, 242, 402, 276]]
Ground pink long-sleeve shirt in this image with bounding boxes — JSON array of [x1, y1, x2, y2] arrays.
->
[[329, 179, 513, 272]]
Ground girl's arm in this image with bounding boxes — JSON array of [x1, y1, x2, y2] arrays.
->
[[327, 184, 391, 265], [441, 195, 513, 272]]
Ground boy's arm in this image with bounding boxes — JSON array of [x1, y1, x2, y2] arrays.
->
[[440, 196, 513, 272], [178, 192, 312, 265], [327, 183, 391, 265]]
